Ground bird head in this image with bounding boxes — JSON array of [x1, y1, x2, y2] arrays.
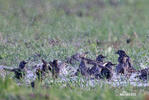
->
[[115, 50, 127, 57], [19, 60, 28, 69], [52, 60, 58, 67], [96, 54, 106, 62]]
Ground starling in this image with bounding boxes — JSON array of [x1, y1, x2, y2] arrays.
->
[[136, 68, 149, 81], [105, 62, 116, 70], [115, 50, 136, 75], [66, 52, 88, 64], [100, 62, 115, 80], [87, 54, 106, 76], [96, 54, 106, 62], [115, 63, 125, 74], [115, 50, 127, 57], [100, 68, 111, 79], [4, 60, 27, 79], [81, 57, 106, 67], [116, 50, 135, 69], [88, 64, 100, 76], [75, 58, 89, 76]]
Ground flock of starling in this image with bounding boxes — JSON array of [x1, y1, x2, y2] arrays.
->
[[2, 50, 149, 87]]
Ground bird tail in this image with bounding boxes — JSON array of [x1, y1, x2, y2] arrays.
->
[[3, 68, 15, 72]]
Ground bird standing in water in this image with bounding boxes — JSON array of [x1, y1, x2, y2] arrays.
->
[[136, 68, 149, 81], [115, 50, 136, 75], [100, 62, 116, 80], [88, 54, 106, 76]]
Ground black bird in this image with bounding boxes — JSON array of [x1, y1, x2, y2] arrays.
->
[[115, 50, 127, 57], [100, 62, 115, 80], [19, 61, 27, 69], [88, 54, 106, 76], [75, 58, 89, 76], [136, 68, 149, 81], [105, 62, 116, 70], [88, 64, 101, 76], [116, 50, 135, 70], [66, 52, 88, 64], [115, 57, 127, 74], [81, 55, 106, 67], [115, 50, 136, 75], [4, 60, 27, 79], [96, 54, 106, 62], [115, 50, 128, 63]]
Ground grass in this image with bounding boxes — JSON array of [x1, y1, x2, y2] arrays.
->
[[0, 77, 145, 100], [0, 0, 149, 99]]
